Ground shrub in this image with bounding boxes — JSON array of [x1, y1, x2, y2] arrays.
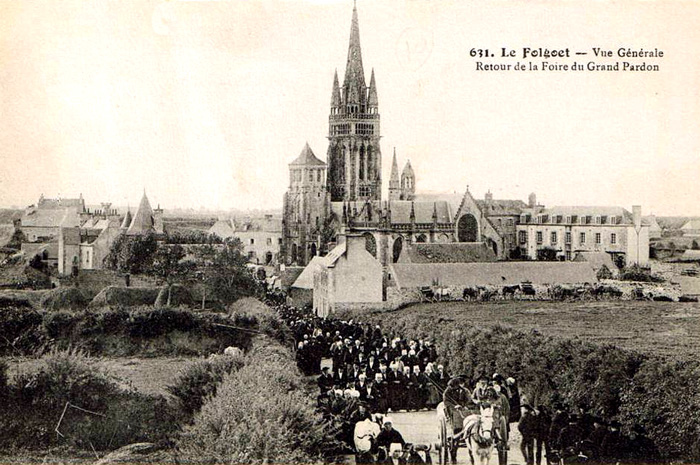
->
[[166, 353, 246, 418], [1, 348, 177, 450], [43, 309, 78, 339], [620, 265, 664, 283], [40, 287, 92, 311], [177, 337, 338, 464], [0, 305, 44, 355]]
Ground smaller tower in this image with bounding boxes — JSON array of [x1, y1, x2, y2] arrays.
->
[[400, 160, 415, 201], [388, 148, 401, 201], [528, 192, 537, 208], [283, 143, 329, 266]]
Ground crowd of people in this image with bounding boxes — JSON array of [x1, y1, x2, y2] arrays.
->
[[269, 297, 659, 465]]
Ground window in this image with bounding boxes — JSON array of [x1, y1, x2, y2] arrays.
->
[[551, 232, 558, 245], [566, 232, 572, 244], [580, 232, 586, 244], [611, 233, 617, 244], [595, 233, 602, 244], [571, 215, 578, 224], [566, 216, 571, 224], [556, 215, 563, 224], [317, 170, 322, 182], [601, 216, 608, 225], [507, 218, 514, 226], [585, 216, 592, 225], [565, 251, 572, 260], [250, 238, 255, 245], [595, 216, 601, 225], [519, 231, 527, 244], [266, 238, 272, 245], [536, 231, 543, 244]]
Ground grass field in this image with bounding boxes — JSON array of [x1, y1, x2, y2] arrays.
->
[[351, 300, 700, 360], [4, 356, 195, 397]]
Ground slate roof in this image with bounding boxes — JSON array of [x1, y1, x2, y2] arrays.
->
[[537, 206, 633, 223], [291, 256, 326, 289], [681, 219, 700, 230], [390, 262, 597, 288], [236, 217, 283, 233], [126, 193, 155, 235], [21, 208, 81, 228], [289, 143, 326, 166], [390, 201, 451, 224], [399, 243, 497, 264], [475, 199, 528, 216], [209, 219, 235, 238]]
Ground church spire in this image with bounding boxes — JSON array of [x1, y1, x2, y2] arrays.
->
[[368, 68, 378, 108], [331, 69, 342, 108], [343, 2, 366, 106], [389, 148, 400, 201]]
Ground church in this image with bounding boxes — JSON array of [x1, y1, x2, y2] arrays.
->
[[282, 4, 512, 269], [281, 3, 649, 281]]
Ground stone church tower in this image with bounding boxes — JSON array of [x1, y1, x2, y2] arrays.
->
[[326, 4, 382, 202], [282, 143, 330, 265]]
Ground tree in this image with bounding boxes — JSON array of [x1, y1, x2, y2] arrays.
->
[[104, 234, 158, 275], [536, 247, 558, 261], [7, 229, 26, 250], [148, 244, 195, 306], [203, 238, 259, 305]]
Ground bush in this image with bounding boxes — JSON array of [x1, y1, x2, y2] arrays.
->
[[177, 337, 338, 464], [0, 305, 44, 354], [166, 353, 246, 418], [620, 265, 664, 283], [1, 348, 177, 450], [43, 309, 78, 338]]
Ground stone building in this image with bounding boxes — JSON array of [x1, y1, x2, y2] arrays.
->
[[516, 205, 650, 266]]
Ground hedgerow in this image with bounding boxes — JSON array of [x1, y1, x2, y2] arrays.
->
[[176, 337, 340, 464], [0, 305, 256, 356], [339, 308, 700, 460]]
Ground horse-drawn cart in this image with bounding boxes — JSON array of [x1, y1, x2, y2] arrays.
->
[[436, 402, 508, 465]]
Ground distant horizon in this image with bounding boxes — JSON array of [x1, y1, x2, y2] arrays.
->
[[1, 187, 697, 219], [1, 1, 698, 215]]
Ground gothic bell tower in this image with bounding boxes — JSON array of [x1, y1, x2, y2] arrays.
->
[[326, 4, 382, 202]]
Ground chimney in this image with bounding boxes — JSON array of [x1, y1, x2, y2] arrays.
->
[[632, 205, 642, 231], [346, 233, 367, 257], [485, 191, 493, 202]]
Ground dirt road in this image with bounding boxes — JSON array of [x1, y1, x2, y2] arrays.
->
[[390, 410, 530, 465]]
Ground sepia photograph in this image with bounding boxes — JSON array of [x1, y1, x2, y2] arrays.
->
[[0, 0, 699, 463]]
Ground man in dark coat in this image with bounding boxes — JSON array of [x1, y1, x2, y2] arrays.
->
[[376, 417, 406, 451], [518, 404, 538, 465], [318, 366, 334, 396], [443, 377, 474, 432], [548, 403, 569, 452], [558, 414, 584, 456]]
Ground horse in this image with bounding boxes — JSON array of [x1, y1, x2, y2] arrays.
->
[[462, 406, 497, 465]]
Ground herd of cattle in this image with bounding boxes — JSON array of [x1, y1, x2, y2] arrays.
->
[[418, 282, 698, 303]]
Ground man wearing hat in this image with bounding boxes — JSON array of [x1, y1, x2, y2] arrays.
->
[[443, 377, 474, 433], [376, 417, 406, 451], [317, 366, 334, 396]]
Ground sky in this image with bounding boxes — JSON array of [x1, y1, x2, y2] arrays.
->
[[1, 0, 699, 215]]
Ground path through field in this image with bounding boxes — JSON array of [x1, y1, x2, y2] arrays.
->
[[390, 410, 528, 465]]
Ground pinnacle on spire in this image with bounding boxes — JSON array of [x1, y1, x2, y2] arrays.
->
[[368, 68, 378, 107], [343, 3, 366, 105], [331, 69, 342, 108]]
